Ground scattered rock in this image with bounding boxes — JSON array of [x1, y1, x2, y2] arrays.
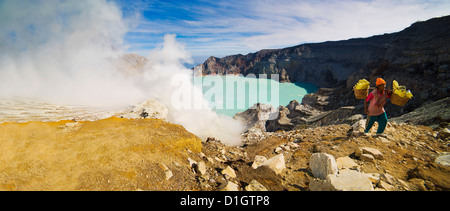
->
[[327, 169, 374, 191], [435, 153, 450, 167], [265, 106, 295, 132], [262, 154, 286, 175], [219, 181, 239, 191], [310, 169, 374, 191], [336, 156, 359, 170], [188, 157, 197, 168], [361, 154, 376, 163], [158, 163, 173, 180], [409, 163, 450, 190], [377, 136, 391, 143], [252, 155, 267, 169], [221, 166, 237, 178], [355, 147, 384, 160], [244, 180, 268, 191], [437, 128, 450, 140], [381, 174, 396, 185], [378, 180, 395, 191], [366, 173, 381, 184], [233, 103, 278, 132], [351, 119, 366, 137], [274, 146, 283, 153], [408, 178, 428, 191], [309, 153, 338, 179], [197, 161, 207, 175]]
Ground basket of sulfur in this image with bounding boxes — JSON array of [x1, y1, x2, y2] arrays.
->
[[391, 80, 413, 106], [353, 79, 370, 99]]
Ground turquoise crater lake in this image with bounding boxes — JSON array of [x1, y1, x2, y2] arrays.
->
[[194, 75, 318, 117]]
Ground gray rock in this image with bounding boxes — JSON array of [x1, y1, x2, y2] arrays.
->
[[366, 173, 381, 184], [390, 97, 450, 126], [219, 181, 239, 191], [263, 153, 286, 175], [435, 153, 450, 167], [197, 161, 207, 175], [222, 166, 237, 178], [361, 154, 376, 163], [234, 103, 278, 132], [310, 153, 338, 179], [252, 155, 268, 169], [265, 106, 294, 132], [355, 147, 384, 160], [336, 156, 359, 170], [437, 128, 450, 140], [245, 180, 268, 191], [287, 101, 320, 119], [326, 169, 374, 191], [310, 169, 374, 191], [351, 119, 366, 137], [378, 180, 395, 191]]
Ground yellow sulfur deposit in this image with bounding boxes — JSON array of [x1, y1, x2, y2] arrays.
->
[[0, 117, 202, 190], [393, 80, 413, 99], [354, 79, 370, 90]]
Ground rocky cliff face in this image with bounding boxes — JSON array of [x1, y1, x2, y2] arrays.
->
[[195, 16, 450, 115]]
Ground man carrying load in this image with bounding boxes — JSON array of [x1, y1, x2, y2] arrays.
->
[[364, 78, 392, 136]]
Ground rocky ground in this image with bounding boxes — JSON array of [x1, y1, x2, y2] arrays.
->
[[0, 106, 448, 191], [189, 120, 450, 191]]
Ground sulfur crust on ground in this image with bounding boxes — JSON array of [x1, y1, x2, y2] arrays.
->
[[0, 117, 202, 191]]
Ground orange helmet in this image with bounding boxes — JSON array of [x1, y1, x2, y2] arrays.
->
[[376, 78, 386, 86]]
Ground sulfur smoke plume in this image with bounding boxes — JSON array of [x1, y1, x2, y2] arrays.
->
[[0, 0, 244, 145]]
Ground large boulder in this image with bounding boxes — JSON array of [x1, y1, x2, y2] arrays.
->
[[286, 100, 320, 119], [309, 153, 338, 179], [351, 119, 367, 137], [262, 154, 286, 175], [310, 169, 374, 191], [233, 103, 277, 132], [435, 153, 450, 167], [355, 147, 384, 160], [265, 106, 294, 132]]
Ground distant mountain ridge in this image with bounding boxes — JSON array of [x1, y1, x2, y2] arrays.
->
[[195, 15, 449, 85]]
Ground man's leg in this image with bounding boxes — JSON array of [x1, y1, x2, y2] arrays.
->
[[376, 112, 388, 134], [364, 115, 377, 133]]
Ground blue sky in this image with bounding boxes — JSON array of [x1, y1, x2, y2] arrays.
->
[[115, 0, 450, 64]]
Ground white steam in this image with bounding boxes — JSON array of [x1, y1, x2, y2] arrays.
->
[[0, 0, 244, 145], [138, 34, 245, 146], [0, 0, 139, 105]]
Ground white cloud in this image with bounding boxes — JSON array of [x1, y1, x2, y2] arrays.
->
[[240, 0, 450, 50], [125, 0, 450, 58]]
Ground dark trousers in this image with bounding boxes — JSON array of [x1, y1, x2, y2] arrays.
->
[[364, 112, 388, 134]]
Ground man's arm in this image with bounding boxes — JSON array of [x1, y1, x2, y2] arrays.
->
[[364, 93, 373, 114]]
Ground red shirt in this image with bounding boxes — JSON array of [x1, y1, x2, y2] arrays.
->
[[366, 90, 391, 102], [366, 89, 391, 116]]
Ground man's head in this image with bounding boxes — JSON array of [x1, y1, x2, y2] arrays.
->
[[376, 78, 386, 91]]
